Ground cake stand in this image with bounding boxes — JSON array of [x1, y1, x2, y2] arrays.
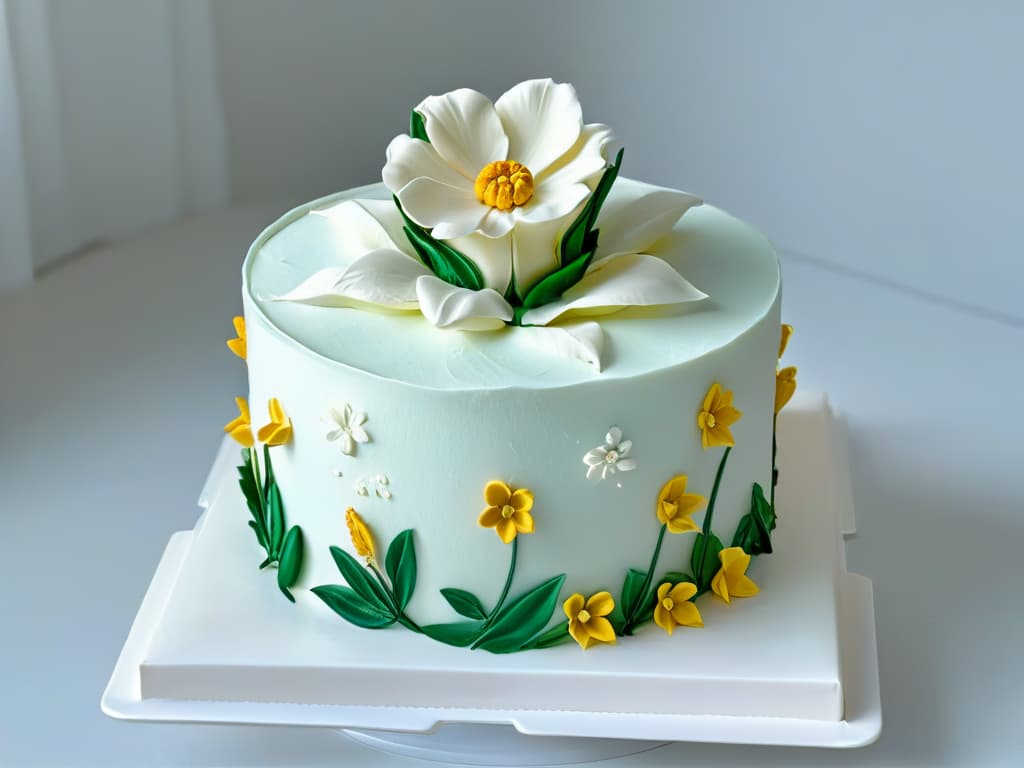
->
[[102, 394, 880, 765]]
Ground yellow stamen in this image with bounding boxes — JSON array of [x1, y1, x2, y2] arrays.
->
[[501, 504, 516, 519], [474, 160, 534, 211], [662, 597, 675, 611], [577, 609, 591, 623]]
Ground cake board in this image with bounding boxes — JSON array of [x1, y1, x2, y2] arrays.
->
[[101, 393, 881, 763]]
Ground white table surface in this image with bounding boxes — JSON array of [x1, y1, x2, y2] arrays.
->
[[2, 203, 1022, 766]]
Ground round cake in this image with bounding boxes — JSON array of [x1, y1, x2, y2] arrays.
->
[[225, 79, 793, 651]]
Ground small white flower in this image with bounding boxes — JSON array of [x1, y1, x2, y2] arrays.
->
[[326, 403, 370, 455], [583, 426, 637, 481]]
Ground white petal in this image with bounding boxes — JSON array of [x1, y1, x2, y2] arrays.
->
[[602, 464, 615, 479], [617, 439, 633, 456], [616, 458, 637, 472], [343, 403, 352, 424], [520, 253, 707, 327], [594, 177, 702, 260], [476, 207, 516, 239], [328, 407, 345, 426], [397, 177, 486, 239], [310, 199, 403, 259], [325, 429, 342, 442], [415, 275, 513, 331], [352, 411, 367, 426], [383, 134, 469, 192], [494, 78, 582, 175], [444, 231, 513, 293], [605, 427, 622, 447], [514, 181, 590, 225], [350, 425, 370, 443], [519, 320, 605, 371], [357, 199, 416, 257], [509, 213, 571, 297], [416, 88, 509, 180], [340, 432, 355, 455], [536, 123, 614, 189], [583, 447, 607, 466], [331, 248, 431, 307], [586, 464, 603, 480], [275, 267, 350, 306]]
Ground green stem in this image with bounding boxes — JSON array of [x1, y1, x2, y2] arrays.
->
[[370, 564, 422, 633], [623, 524, 667, 635], [248, 446, 272, 556], [483, 537, 518, 629], [694, 446, 732, 585], [770, 417, 778, 511]]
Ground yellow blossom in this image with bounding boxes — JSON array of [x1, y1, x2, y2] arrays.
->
[[653, 581, 703, 635], [655, 475, 705, 534], [775, 366, 798, 413], [478, 481, 535, 544], [697, 383, 742, 450], [711, 546, 759, 603], [346, 507, 376, 564], [227, 316, 247, 360], [564, 591, 616, 649], [223, 397, 254, 447], [257, 398, 293, 446], [778, 323, 793, 359]]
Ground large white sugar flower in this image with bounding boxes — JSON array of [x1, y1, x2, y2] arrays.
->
[[383, 78, 612, 294], [583, 426, 637, 480]]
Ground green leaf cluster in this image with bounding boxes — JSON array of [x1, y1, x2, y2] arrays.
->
[[236, 446, 304, 602], [732, 483, 777, 555], [691, 532, 724, 592]]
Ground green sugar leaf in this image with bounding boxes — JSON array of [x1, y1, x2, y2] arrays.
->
[[558, 147, 624, 266], [311, 585, 396, 629], [691, 532, 724, 592], [619, 568, 648, 618], [421, 620, 484, 647], [525, 620, 572, 650], [277, 526, 304, 602], [731, 484, 776, 555], [440, 588, 488, 621], [246, 519, 268, 551], [384, 529, 417, 612], [395, 197, 484, 291], [472, 574, 566, 654], [520, 248, 594, 309], [409, 110, 429, 142], [329, 545, 391, 611], [266, 483, 285, 559]]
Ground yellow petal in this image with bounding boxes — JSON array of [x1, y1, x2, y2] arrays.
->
[[258, 422, 292, 446], [669, 582, 697, 602], [666, 515, 699, 535], [585, 616, 616, 644], [717, 389, 733, 409], [654, 603, 675, 635], [484, 480, 511, 507], [656, 582, 672, 601], [478, 506, 501, 528], [732, 575, 760, 598], [676, 493, 707, 518], [715, 405, 742, 427], [563, 593, 585, 620], [702, 383, 720, 414], [268, 397, 285, 424], [707, 423, 735, 448], [496, 518, 517, 544], [509, 488, 534, 513], [568, 619, 592, 649], [513, 510, 535, 534], [346, 508, 376, 561], [671, 601, 703, 628], [711, 566, 731, 603], [658, 475, 688, 506], [585, 591, 615, 618], [779, 323, 793, 359], [720, 546, 750, 575], [233, 315, 246, 338], [234, 396, 250, 421], [775, 367, 798, 413], [227, 337, 247, 359], [227, 423, 254, 448]]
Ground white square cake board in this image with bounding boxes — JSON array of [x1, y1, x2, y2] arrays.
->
[[102, 393, 881, 750]]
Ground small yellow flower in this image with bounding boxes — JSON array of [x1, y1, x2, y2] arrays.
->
[[656, 475, 705, 534], [653, 582, 703, 635], [711, 546, 759, 603], [346, 507, 376, 564], [778, 323, 793, 359], [564, 591, 616, 649], [697, 383, 742, 450], [775, 366, 798, 414], [224, 397, 254, 447], [478, 481, 535, 544], [227, 316, 247, 360], [257, 398, 293, 446]]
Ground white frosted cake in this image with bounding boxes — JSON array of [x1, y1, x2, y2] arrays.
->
[[222, 79, 797, 652]]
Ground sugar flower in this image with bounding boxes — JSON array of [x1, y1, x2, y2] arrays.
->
[[224, 397, 254, 448], [711, 546, 759, 603], [655, 475, 705, 534], [257, 398, 293, 446], [564, 591, 616, 649], [697, 383, 742, 450], [653, 582, 703, 635], [478, 480, 535, 544], [326, 403, 370, 455], [226, 316, 246, 360], [346, 507, 376, 564], [582, 426, 637, 480], [775, 324, 797, 414]]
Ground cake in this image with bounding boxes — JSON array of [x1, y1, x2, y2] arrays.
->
[[224, 78, 796, 653]]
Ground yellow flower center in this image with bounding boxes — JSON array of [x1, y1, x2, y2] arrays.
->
[[501, 504, 516, 519], [474, 160, 534, 211], [661, 597, 675, 611], [577, 609, 592, 623], [699, 411, 716, 429]]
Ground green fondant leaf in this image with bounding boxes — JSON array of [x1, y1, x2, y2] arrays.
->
[[520, 248, 594, 309], [246, 518, 268, 551], [311, 585, 396, 629], [691, 532, 724, 591], [420, 620, 484, 647], [440, 588, 488, 621], [262, 444, 275, 498], [384, 529, 417, 612], [607, 603, 628, 636], [472, 574, 567, 654], [277, 526, 304, 602], [267, 483, 285, 559], [409, 109, 429, 142], [658, 571, 693, 588], [731, 484, 776, 555], [525, 620, 572, 650], [395, 197, 484, 291], [620, 568, 647, 619], [329, 545, 392, 611], [558, 147, 624, 266]]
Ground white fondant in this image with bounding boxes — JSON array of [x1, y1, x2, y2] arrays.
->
[[592, 177, 703, 260], [275, 248, 428, 309], [242, 181, 781, 627], [520, 320, 605, 371], [415, 275, 512, 331]]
